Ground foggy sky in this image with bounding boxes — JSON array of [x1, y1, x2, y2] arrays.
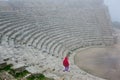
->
[[104, 0, 120, 22]]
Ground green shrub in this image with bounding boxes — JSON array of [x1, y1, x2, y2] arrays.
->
[[0, 64, 12, 72], [9, 69, 29, 78], [27, 74, 54, 80]]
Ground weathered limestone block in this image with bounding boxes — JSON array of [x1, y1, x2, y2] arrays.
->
[[11, 63, 26, 73], [44, 73, 60, 80], [0, 61, 7, 69], [0, 71, 16, 80], [3, 58, 9, 62], [26, 66, 46, 74]]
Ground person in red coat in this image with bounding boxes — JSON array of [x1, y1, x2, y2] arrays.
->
[[63, 53, 70, 72]]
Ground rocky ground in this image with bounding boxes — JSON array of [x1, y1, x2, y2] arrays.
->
[[0, 44, 105, 80]]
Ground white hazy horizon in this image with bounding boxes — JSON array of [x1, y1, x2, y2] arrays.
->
[[104, 0, 120, 22]]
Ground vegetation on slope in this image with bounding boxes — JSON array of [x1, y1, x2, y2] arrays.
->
[[0, 64, 54, 80]]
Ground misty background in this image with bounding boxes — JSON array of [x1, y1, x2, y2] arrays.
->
[[0, 0, 120, 22], [104, 0, 120, 22]]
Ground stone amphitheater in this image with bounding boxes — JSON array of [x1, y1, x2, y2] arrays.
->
[[0, 0, 114, 80]]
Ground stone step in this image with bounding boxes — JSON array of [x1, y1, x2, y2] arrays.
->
[[0, 71, 16, 80], [0, 61, 7, 69], [26, 66, 46, 74], [11, 63, 26, 73]]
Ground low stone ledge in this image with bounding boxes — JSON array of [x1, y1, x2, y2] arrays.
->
[[0, 71, 16, 80], [11, 63, 26, 73], [0, 61, 7, 69]]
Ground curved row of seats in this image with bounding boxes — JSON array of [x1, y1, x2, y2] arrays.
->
[[0, 19, 30, 45], [8, 24, 34, 45], [16, 26, 81, 58], [0, 11, 111, 59], [0, 19, 83, 58]]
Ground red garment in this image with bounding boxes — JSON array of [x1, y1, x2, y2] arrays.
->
[[63, 56, 69, 67]]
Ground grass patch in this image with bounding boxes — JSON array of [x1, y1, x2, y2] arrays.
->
[[2, 64, 12, 71], [27, 74, 45, 80], [0, 64, 12, 72], [0, 64, 29, 78], [27, 74, 54, 80], [9, 69, 29, 78], [0, 65, 54, 80]]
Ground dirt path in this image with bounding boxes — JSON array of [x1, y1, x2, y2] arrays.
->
[[74, 28, 120, 80]]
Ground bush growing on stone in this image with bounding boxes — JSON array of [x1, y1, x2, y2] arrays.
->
[[0, 64, 12, 72], [27, 73, 54, 80], [9, 69, 29, 78]]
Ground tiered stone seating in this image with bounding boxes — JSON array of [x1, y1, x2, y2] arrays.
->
[[13, 24, 36, 44], [23, 26, 62, 44], [0, 18, 24, 28], [34, 30, 74, 51], [0, 22, 29, 45], [21, 27, 64, 47], [0, 21, 84, 57], [9, 24, 33, 45], [0, 20, 27, 32], [0, 45, 105, 80], [0, 0, 113, 63], [0, 12, 36, 46], [56, 39, 82, 57], [0, 0, 113, 80], [0, 16, 112, 57]]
